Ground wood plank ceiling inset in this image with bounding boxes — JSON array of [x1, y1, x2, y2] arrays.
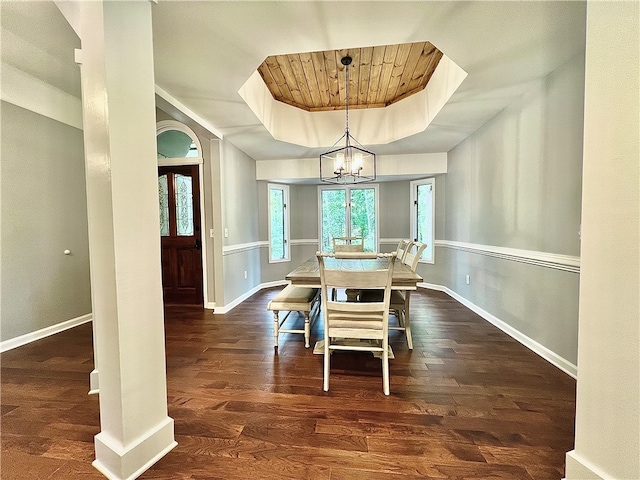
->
[[257, 41, 443, 112]]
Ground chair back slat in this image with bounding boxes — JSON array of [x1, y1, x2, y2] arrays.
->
[[403, 241, 427, 271], [332, 236, 364, 253], [396, 239, 412, 262]]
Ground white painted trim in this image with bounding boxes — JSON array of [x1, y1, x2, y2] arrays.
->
[[55, 1, 81, 38], [89, 369, 100, 395], [156, 119, 204, 160], [93, 417, 177, 480], [222, 239, 321, 255], [564, 450, 608, 479], [222, 241, 267, 255], [411, 178, 435, 263], [436, 240, 580, 273], [157, 158, 202, 166], [267, 183, 291, 263], [419, 282, 577, 378], [0, 313, 92, 353], [212, 280, 288, 314], [0, 62, 83, 130], [380, 238, 406, 245], [155, 86, 224, 140], [290, 239, 319, 246]]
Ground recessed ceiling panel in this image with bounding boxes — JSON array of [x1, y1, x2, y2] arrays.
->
[[257, 41, 443, 112]]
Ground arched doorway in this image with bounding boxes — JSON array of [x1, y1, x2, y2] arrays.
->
[[156, 121, 207, 305]]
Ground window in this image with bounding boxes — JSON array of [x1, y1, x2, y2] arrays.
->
[[158, 169, 197, 237], [411, 178, 435, 263], [319, 185, 378, 252], [268, 184, 290, 262], [157, 129, 200, 158]]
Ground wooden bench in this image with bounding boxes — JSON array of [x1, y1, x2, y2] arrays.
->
[[267, 284, 320, 349]]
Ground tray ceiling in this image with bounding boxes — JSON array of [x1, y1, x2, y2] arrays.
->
[[257, 42, 443, 112]]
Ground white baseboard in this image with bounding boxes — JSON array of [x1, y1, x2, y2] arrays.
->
[[419, 282, 577, 379], [564, 450, 607, 479], [93, 417, 177, 480], [260, 280, 289, 289], [212, 280, 288, 314], [1, 313, 93, 353], [89, 369, 100, 395]]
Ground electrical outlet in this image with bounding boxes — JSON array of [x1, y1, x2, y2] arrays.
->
[[224, 228, 229, 238], [210, 229, 214, 238], [465, 275, 470, 285], [244, 270, 248, 279]]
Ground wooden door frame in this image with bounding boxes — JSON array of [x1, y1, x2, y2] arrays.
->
[[156, 120, 209, 308]]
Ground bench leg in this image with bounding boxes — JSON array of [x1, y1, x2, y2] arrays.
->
[[273, 311, 279, 349]]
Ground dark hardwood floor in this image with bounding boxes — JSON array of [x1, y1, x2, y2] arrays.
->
[[1, 288, 576, 479]]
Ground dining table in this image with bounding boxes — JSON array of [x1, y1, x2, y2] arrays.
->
[[285, 255, 423, 357], [285, 255, 423, 290]]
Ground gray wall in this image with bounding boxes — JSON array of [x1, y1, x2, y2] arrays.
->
[[437, 53, 585, 365], [221, 139, 261, 304], [379, 181, 411, 243], [1, 102, 91, 341]]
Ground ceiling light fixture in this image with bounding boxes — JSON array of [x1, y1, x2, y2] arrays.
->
[[319, 56, 376, 184]]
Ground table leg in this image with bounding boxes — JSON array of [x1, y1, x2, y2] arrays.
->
[[404, 291, 413, 350]]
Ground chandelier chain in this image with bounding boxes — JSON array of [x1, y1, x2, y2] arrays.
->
[[345, 59, 350, 137]]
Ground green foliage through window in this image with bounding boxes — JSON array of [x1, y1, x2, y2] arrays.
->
[[412, 179, 434, 262], [269, 185, 289, 261], [320, 186, 377, 252]]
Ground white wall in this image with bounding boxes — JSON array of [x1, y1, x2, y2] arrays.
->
[[565, 2, 639, 478]]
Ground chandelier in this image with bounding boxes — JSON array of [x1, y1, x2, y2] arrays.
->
[[319, 56, 376, 184]]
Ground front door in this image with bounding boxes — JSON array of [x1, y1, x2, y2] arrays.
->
[[158, 165, 203, 304]]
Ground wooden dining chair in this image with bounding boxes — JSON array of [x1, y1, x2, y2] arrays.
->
[[317, 251, 397, 395], [388, 241, 427, 350], [340, 239, 409, 302], [396, 239, 412, 263], [332, 236, 364, 253], [359, 241, 427, 350], [331, 237, 365, 300]]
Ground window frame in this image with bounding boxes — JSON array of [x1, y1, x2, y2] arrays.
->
[[410, 178, 435, 264], [317, 184, 379, 253], [268, 183, 290, 263]]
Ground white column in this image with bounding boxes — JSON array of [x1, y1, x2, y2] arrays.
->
[[565, 2, 639, 479], [77, 2, 176, 479]]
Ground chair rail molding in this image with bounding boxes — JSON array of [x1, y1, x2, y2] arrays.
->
[[223, 239, 320, 256], [435, 240, 580, 273], [222, 241, 266, 255]]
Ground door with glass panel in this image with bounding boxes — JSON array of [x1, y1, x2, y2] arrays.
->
[[320, 186, 377, 252], [158, 165, 203, 304]]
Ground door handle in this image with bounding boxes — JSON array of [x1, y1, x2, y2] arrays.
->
[[195, 239, 202, 250]]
